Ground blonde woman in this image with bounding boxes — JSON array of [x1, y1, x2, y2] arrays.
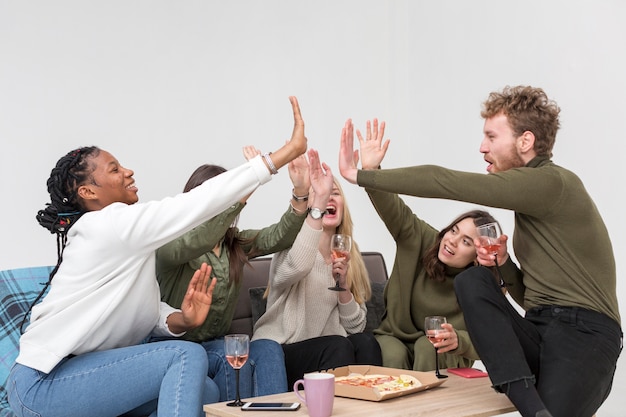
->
[[253, 149, 381, 386]]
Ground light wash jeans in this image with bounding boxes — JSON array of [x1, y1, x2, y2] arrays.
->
[[8, 341, 220, 417], [202, 338, 287, 401]]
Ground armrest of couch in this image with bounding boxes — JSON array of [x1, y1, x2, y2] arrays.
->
[[0, 266, 53, 415]]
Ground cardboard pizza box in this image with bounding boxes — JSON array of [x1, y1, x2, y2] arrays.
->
[[325, 365, 446, 402]]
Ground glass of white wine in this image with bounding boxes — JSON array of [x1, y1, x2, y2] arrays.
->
[[476, 222, 505, 287], [224, 334, 249, 406], [424, 316, 448, 379], [328, 234, 351, 291]]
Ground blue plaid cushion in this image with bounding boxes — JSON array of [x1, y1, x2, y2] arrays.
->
[[0, 266, 53, 415]]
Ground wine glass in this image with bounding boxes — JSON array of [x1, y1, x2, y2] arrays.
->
[[424, 316, 448, 379], [476, 222, 505, 287], [225, 334, 250, 406], [328, 234, 351, 291]]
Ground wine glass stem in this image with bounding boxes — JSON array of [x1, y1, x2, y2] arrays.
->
[[434, 346, 440, 375], [494, 254, 504, 287], [235, 368, 241, 401]]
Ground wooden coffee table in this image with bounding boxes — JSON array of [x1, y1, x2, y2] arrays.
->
[[204, 372, 516, 417]]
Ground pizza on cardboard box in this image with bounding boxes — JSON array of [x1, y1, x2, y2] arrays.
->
[[327, 365, 446, 401]]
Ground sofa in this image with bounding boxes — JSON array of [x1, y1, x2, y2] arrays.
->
[[0, 252, 388, 415]]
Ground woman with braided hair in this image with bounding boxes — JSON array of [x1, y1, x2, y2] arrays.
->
[[7, 97, 307, 417]]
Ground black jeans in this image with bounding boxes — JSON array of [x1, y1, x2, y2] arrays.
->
[[455, 266, 622, 417], [282, 333, 382, 387]]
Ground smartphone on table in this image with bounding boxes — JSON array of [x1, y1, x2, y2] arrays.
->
[[241, 402, 301, 411]]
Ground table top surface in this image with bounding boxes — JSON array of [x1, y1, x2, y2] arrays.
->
[[204, 371, 516, 417]]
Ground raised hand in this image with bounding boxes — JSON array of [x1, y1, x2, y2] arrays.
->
[[284, 96, 307, 160], [242, 145, 262, 161], [308, 148, 333, 205], [263, 96, 308, 173], [338, 119, 359, 184], [356, 118, 390, 170], [289, 96, 306, 149], [288, 153, 311, 195], [180, 263, 217, 329]]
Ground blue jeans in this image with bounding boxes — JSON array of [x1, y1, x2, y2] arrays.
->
[[201, 338, 287, 401], [8, 341, 220, 417]]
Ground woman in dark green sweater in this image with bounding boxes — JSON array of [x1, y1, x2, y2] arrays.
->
[[370, 195, 504, 371]]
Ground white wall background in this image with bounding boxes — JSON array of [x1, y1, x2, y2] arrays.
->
[[1, 1, 624, 415]]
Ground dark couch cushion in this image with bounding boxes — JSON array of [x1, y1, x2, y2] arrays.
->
[[364, 281, 386, 332], [228, 258, 271, 336], [249, 286, 268, 329]]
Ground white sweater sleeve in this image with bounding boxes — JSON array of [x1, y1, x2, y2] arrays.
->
[[110, 154, 272, 254]]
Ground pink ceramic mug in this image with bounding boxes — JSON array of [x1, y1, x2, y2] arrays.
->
[[293, 372, 335, 417]]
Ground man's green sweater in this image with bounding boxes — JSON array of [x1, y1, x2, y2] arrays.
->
[[358, 157, 619, 325]]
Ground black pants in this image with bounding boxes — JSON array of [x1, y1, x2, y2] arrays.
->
[[282, 333, 382, 387], [454, 266, 622, 417]]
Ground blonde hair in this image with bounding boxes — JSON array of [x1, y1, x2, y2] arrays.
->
[[333, 179, 371, 304], [264, 179, 372, 304]]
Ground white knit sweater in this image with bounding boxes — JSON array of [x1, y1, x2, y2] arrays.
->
[[17, 156, 270, 373], [252, 222, 366, 344]]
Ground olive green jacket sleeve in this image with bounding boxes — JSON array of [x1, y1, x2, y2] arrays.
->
[[156, 203, 245, 270]]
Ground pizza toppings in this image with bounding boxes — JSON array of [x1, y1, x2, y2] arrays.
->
[[335, 373, 422, 393]]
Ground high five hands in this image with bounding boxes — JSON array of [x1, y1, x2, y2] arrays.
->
[[339, 118, 390, 183]]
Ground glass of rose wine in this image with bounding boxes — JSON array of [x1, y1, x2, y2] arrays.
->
[[476, 222, 505, 287], [225, 334, 249, 406], [424, 315, 448, 379], [328, 234, 351, 291]]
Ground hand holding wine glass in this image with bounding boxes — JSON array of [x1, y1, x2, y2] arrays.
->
[[476, 222, 505, 288], [424, 316, 448, 379], [328, 234, 351, 291], [225, 334, 250, 406]]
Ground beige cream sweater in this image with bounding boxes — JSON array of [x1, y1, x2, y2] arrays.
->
[[252, 222, 366, 343]]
